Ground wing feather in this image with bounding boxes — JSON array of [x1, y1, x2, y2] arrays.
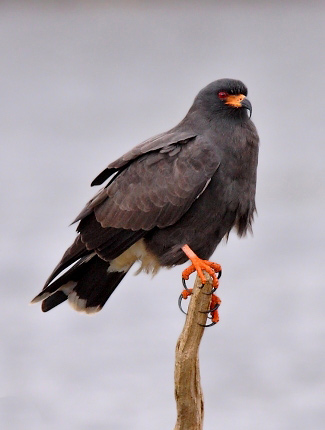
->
[[91, 129, 196, 186], [91, 137, 220, 231]]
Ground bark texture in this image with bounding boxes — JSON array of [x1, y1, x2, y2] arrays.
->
[[174, 272, 214, 430]]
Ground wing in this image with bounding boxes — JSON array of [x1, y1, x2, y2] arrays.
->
[[91, 128, 197, 186], [33, 136, 219, 301], [75, 136, 220, 231]]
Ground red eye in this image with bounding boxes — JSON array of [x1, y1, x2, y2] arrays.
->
[[218, 91, 228, 100]]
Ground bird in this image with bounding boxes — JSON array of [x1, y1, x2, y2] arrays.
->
[[31, 78, 259, 320]]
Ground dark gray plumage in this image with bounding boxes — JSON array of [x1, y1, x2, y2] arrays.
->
[[31, 78, 259, 313]]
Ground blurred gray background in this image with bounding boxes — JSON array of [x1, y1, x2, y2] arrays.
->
[[1, 1, 324, 429]]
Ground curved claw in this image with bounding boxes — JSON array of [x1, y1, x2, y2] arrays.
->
[[178, 294, 188, 315], [198, 321, 217, 328], [217, 269, 222, 279], [210, 301, 221, 312], [199, 302, 220, 314], [182, 277, 188, 290]]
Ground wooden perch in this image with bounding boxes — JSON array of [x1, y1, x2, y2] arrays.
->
[[174, 272, 214, 430]]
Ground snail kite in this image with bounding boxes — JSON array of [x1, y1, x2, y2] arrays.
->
[[31, 78, 259, 317]]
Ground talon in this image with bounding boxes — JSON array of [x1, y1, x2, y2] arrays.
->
[[199, 306, 220, 327], [200, 301, 220, 314], [210, 301, 221, 313], [182, 278, 188, 290], [199, 293, 221, 323], [178, 295, 187, 315], [210, 294, 222, 310], [199, 321, 217, 328], [209, 294, 221, 324], [178, 289, 193, 315], [179, 245, 222, 327]]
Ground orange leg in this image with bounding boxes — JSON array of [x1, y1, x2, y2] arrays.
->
[[181, 244, 222, 288], [179, 244, 222, 325]]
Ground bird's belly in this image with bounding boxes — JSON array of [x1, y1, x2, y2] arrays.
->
[[108, 239, 161, 275], [144, 183, 239, 266]]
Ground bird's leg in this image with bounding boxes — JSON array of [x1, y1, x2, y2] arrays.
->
[[179, 244, 222, 325], [181, 244, 222, 288]]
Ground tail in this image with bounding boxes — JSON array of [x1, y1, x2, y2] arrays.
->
[[31, 254, 129, 313], [32, 213, 146, 313]]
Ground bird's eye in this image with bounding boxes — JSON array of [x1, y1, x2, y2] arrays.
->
[[218, 91, 228, 100]]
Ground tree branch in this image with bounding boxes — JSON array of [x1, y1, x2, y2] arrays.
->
[[174, 272, 214, 430]]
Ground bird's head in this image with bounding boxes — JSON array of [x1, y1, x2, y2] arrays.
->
[[193, 78, 252, 119]]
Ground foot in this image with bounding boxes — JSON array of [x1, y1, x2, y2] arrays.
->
[[208, 294, 222, 324], [178, 288, 222, 325], [181, 244, 222, 288]]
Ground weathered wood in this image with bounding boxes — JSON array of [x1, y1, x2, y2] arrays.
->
[[174, 272, 214, 430]]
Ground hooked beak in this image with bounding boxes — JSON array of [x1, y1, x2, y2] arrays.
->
[[225, 94, 252, 118], [241, 97, 252, 118]]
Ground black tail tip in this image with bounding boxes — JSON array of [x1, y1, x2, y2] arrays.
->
[[41, 291, 68, 312]]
